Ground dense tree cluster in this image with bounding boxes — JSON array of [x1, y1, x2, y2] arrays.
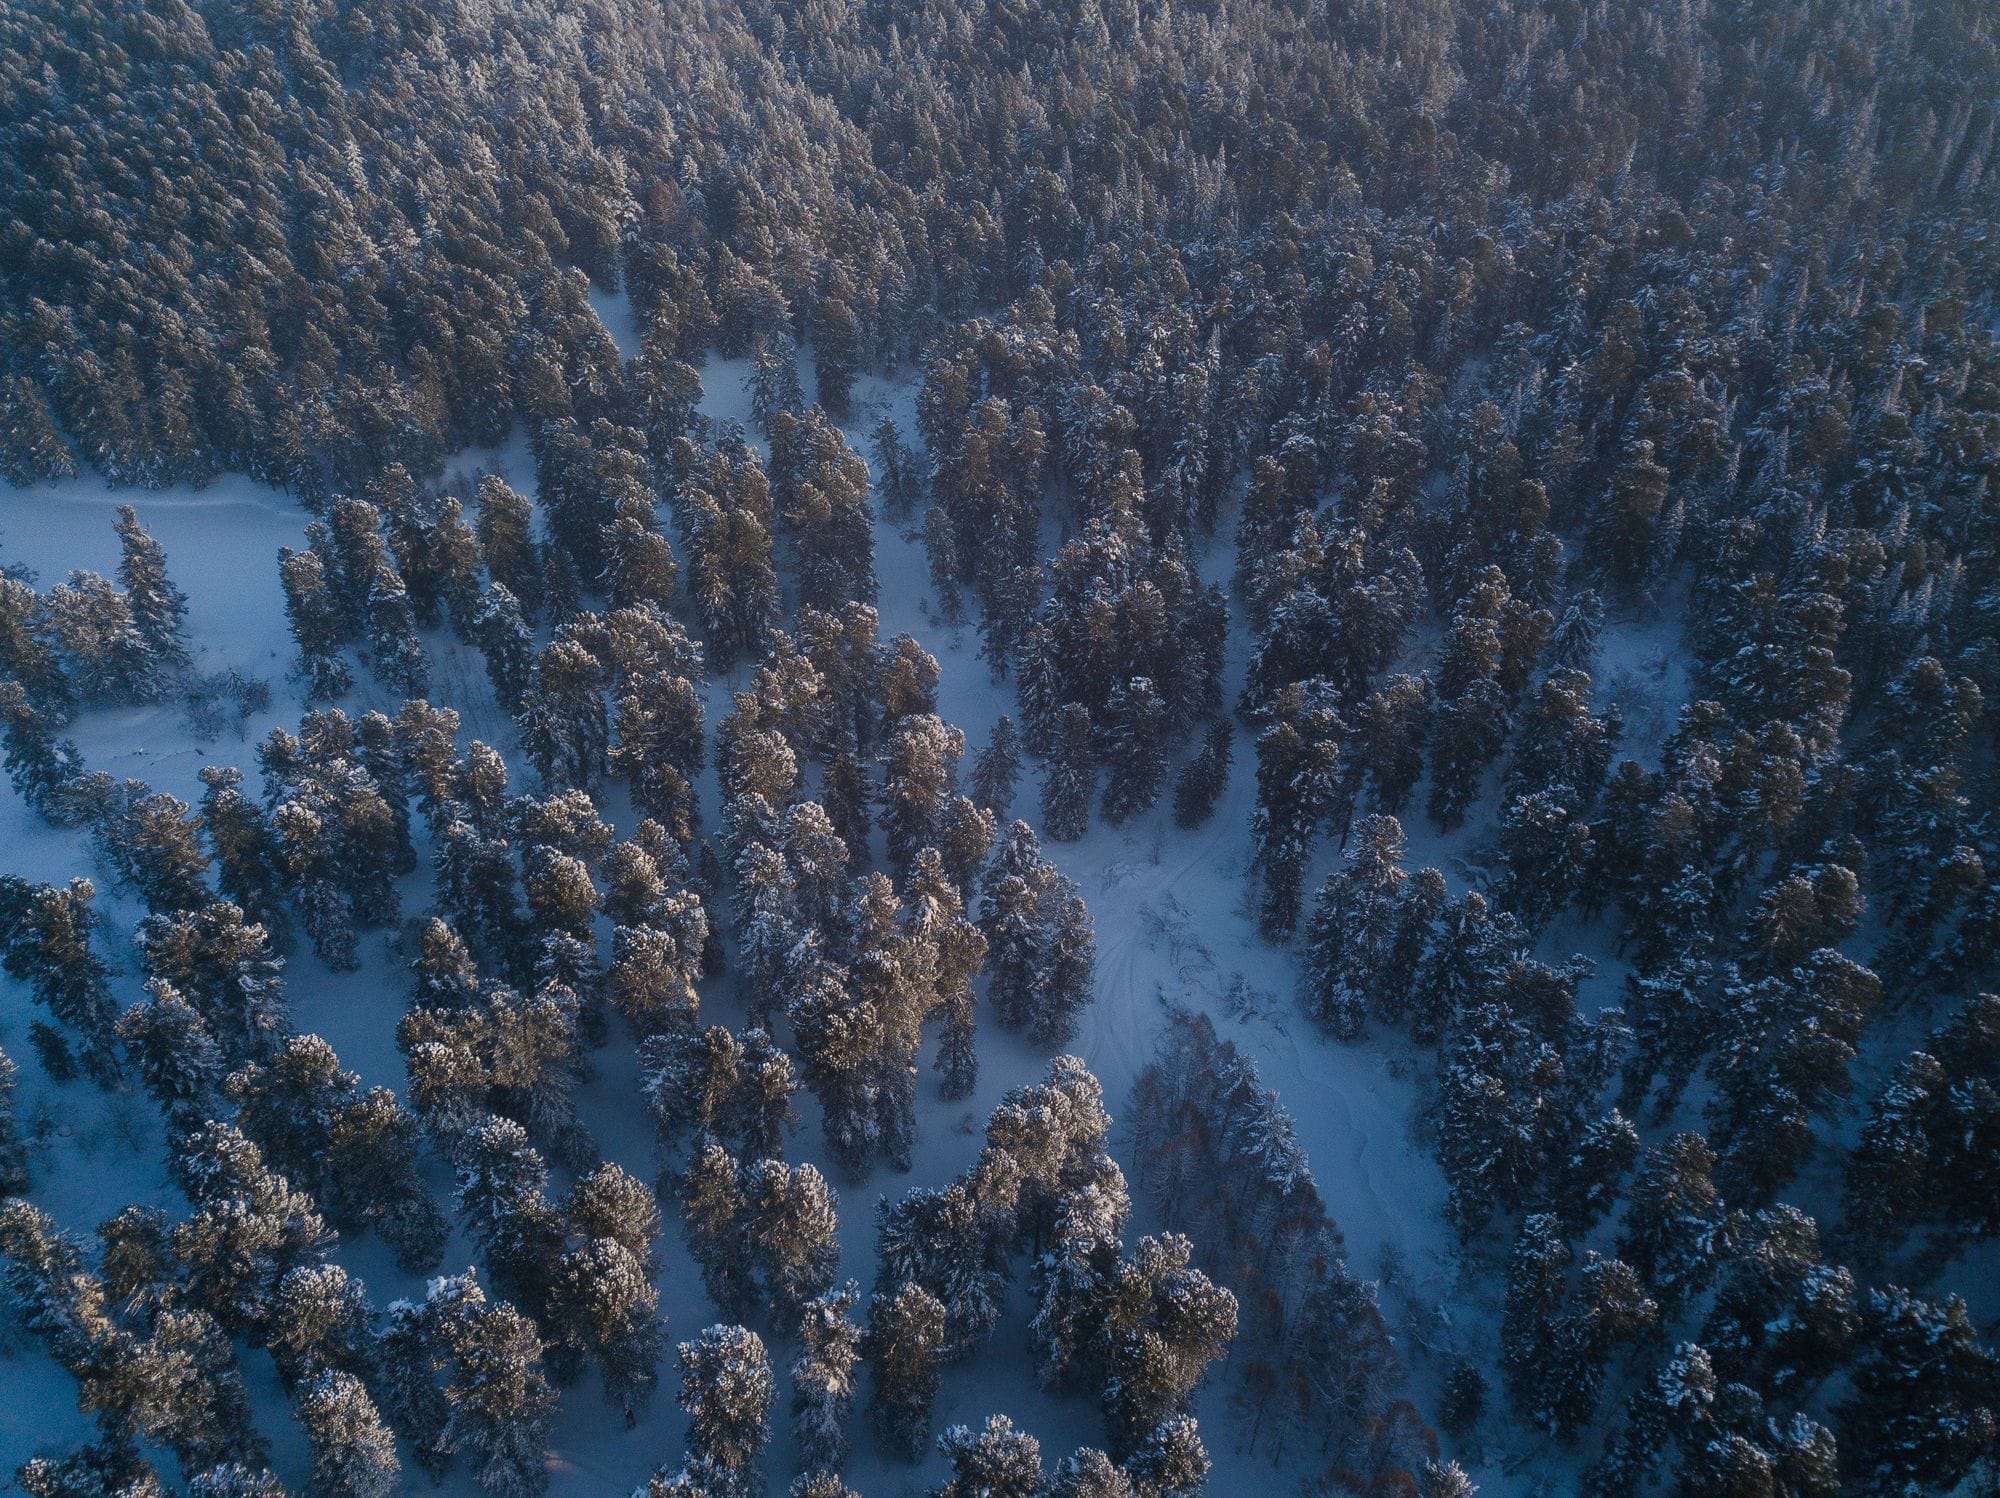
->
[[6, 0, 2000, 1487]]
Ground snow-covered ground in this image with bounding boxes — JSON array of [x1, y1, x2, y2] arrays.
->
[[0, 301, 1553, 1494]]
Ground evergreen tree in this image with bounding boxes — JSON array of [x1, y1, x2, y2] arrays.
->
[[111, 507, 189, 677], [1170, 721, 1231, 830], [168, 1121, 332, 1338], [0, 876, 122, 1085], [474, 585, 536, 712], [518, 639, 609, 793], [324, 1087, 450, 1273], [678, 1324, 775, 1498], [1501, 1214, 1569, 1422], [1299, 814, 1408, 1039], [376, 1299, 453, 1482], [296, 1371, 400, 1498], [0, 1046, 28, 1197], [681, 1143, 753, 1317], [429, 1272, 556, 1498], [544, 1235, 662, 1424], [475, 478, 543, 620], [791, 1285, 862, 1476], [115, 979, 227, 1122], [933, 1416, 1043, 1498], [1041, 704, 1096, 843], [198, 767, 288, 935], [269, 1263, 374, 1389], [970, 717, 1021, 821], [0, 680, 83, 822], [1121, 1417, 1211, 1498], [1839, 1288, 1997, 1496], [1540, 1255, 1659, 1443], [1099, 1234, 1237, 1458], [866, 1282, 947, 1461], [1101, 679, 1169, 825], [743, 1157, 841, 1334], [279, 548, 354, 699], [1616, 1132, 1738, 1310], [1046, 1449, 1136, 1498]]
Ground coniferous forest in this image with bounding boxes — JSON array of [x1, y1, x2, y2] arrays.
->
[[1, 0, 1998, 1494]]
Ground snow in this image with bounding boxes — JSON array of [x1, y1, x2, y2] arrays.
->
[[0, 320, 1494, 1495]]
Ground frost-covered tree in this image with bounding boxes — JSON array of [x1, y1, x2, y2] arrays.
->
[[678, 1324, 775, 1498], [866, 1282, 948, 1460], [791, 1284, 862, 1476], [933, 1416, 1043, 1498], [1099, 1235, 1237, 1457], [296, 1370, 400, 1498], [429, 1271, 556, 1498]]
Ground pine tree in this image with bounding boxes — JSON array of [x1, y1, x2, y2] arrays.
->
[[681, 1143, 753, 1317], [0, 1046, 28, 1197], [1046, 1449, 1136, 1498], [1030, 1186, 1124, 1393], [1032, 877, 1097, 1050], [453, 1117, 564, 1320], [1121, 1417, 1211, 1498], [0, 679, 83, 822], [324, 1087, 449, 1272], [1101, 679, 1170, 825], [907, 849, 986, 1099], [225, 1033, 356, 1198], [168, 1121, 333, 1338], [1701, 1205, 1856, 1396], [1839, 1287, 1998, 1495], [104, 791, 212, 916], [138, 903, 288, 1064], [787, 959, 882, 1177], [609, 916, 706, 1040], [1170, 720, 1231, 830], [970, 717, 1021, 820], [474, 478, 542, 618], [678, 1324, 775, 1498], [42, 569, 161, 703], [296, 1370, 400, 1498], [1552, 1109, 1639, 1236], [1041, 704, 1096, 842], [1501, 1214, 1568, 1422], [1540, 1255, 1659, 1442], [474, 584, 536, 712], [880, 714, 964, 872], [376, 1299, 453, 1482], [0, 876, 122, 1085], [116, 978, 228, 1122], [269, 1263, 374, 1388], [791, 1284, 862, 1476], [1299, 814, 1408, 1039], [934, 1416, 1043, 1498], [429, 1271, 556, 1498], [1099, 1234, 1237, 1458], [135, 1305, 270, 1475], [866, 1282, 947, 1461], [113, 506, 190, 678], [544, 1236, 662, 1424], [279, 548, 354, 699], [198, 767, 288, 935], [518, 639, 608, 793], [743, 1158, 841, 1334], [1616, 1132, 1738, 1310]]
